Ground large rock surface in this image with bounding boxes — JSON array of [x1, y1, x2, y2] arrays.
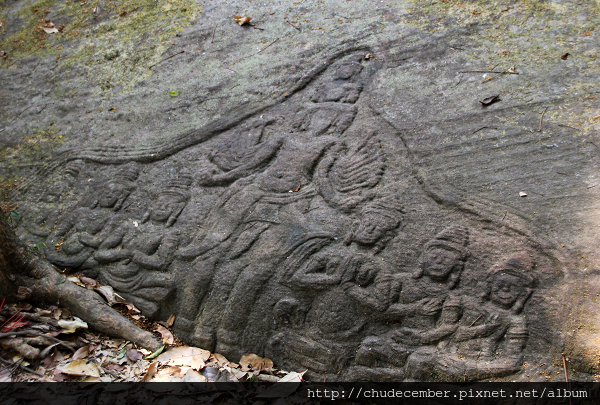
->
[[2, 0, 600, 381]]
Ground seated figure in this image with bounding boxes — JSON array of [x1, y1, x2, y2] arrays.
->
[[405, 253, 535, 381], [95, 170, 192, 317]]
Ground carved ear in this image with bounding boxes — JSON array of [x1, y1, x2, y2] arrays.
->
[[167, 203, 185, 227]]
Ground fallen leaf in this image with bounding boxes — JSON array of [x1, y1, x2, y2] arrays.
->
[[210, 352, 230, 367], [519, 191, 528, 197], [95, 285, 116, 305], [471, 9, 481, 15], [66, 276, 85, 287], [79, 276, 97, 287], [142, 361, 158, 381], [0, 369, 11, 382], [155, 346, 210, 370], [239, 353, 274, 371], [81, 376, 102, 382], [61, 359, 100, 377], [183, 369, 207, 382], [234, 15, 252, 25], [169, 90, 181, 97], [479, 95, 500, 106], [58, 317, 88, 333], [155, 325, 174, 345], [561, 52, 570, 60], [72, 345, 90, 361], [40, 21, 59, 34], [256, 371, 306, 398], [143, 344, 165, 360], [582, 31, 592, 37], [166, 314, 176, 327], [507, 66, 517, 74], [126, 349, 143, 362]]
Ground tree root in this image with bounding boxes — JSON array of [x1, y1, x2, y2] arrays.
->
[[1, 215, 162, 352]]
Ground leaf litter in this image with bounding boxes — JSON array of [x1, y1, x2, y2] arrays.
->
[[0, 273, 303, 383]]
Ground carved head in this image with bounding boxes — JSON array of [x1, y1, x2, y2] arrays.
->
[[414, 225, 470, 288], [39, 159, 84, 204], [483, 253, 535, 313], [95, 162, 140, 210], [346, 196, 404, 251], [144, 170, 193, 227]]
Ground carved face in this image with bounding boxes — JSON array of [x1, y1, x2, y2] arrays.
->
[[98, 182, 128, 208], [490, 273, 525, 309], [150, 195, 174, 223], [353, 213, 393, 245], [422, 247, 462, 280]]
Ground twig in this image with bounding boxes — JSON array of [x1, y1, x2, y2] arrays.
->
[[558, 124, 580, 131], [473, 126, 498, 134], [211, 25, 216, 43], [148, 50, 185, 69], [257, 37, 279, 54], [538, 106, 548, 132], [460, 70, 506, 74], [588, 141, 599, 148], [469, 314, 483, 327], [249, 23, 265, 30], [562, 353, 569, 382], [0, 357, 44, 377], [557, 172, 569, 175], [502, 211, 507, 221], [587, 184, 597, 189], [286, 20, 301, 31]]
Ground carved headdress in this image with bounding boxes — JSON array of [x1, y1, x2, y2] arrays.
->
[[143, 169, 193, 227], [91, 162, 141, 210], [414, 225, 470, 288]]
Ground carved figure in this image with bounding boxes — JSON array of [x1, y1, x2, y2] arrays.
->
[[406, 253, 535, 380], [17, 160, 84, 240], [354, 226, 470, 369], [269, 237, 393, 374], [94, 170, 192, 317], [45, 162, 140, 273]]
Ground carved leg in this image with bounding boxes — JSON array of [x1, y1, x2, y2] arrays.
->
[[355, 335, 411, 367]]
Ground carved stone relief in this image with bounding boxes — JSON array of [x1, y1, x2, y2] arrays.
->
[[11, 53, 560, 382]]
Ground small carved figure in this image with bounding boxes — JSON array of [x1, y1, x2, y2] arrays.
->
[[17, 160, 84, 240], [94, 170, 192, 317], [269, 237, 392, 375], [342, 194, 404, 252], [405, 253, 535, 381], [45, 162, 140, 273], [354, 225, 470, 369]]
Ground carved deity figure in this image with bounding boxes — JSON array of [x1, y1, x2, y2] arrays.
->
[[405, 253, 535, 380], [45, 162, 140, 274], [173, 58, 386, 348], [354, 226, 470, 370], [16, 160, 84, 241], [268, 237, 393, 375], [95, 171, 192, 318]]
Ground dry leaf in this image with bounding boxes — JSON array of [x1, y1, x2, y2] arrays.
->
[[142, 361, 158, 381], [40, 21, 59, 34], [61, 359, 100, 377], [167, 314, 176, 327], [239, 353, 274, 371], [210, 352, 230, 367], [66, 276, 85, 287], [79, 276, 97, 287], [126, 349, 143, 362], [183, 369, 207, 382], [561, 52, 570, 60], [256, 371, 305, 398], [155, 346, 210, 370], [72, 345, 89, 361], [0, 369, 11, 382], [58, 317, 88, 333], [519, 191, 528, 197], [234, 15, 252, 25], [479, 95, 500, 106], [95, 285, 116, 305], [81, 376, 102, 382], [155, 325, 174, 345]]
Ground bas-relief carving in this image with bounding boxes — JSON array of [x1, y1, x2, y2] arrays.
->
[[12, 54, 546, 381]]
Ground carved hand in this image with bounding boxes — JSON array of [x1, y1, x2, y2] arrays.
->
[[418, 297, 444, 316], [196, 166, 221, 186]]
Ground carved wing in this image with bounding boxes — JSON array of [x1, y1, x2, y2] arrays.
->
[[317, 131, 385, 212]]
